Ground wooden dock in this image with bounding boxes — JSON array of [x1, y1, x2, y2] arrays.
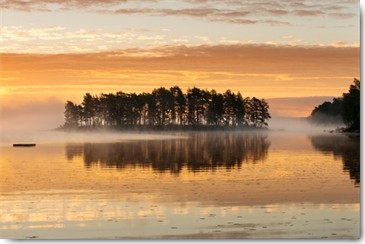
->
[[13, 144, 36, 147]]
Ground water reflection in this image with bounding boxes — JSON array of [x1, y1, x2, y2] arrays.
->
[[0, 192, 360, 239], [310, 134, 360, 186], [65, 132, 270, 173]]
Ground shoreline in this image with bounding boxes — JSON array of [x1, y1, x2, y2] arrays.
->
[[56, 124, 269, 133]]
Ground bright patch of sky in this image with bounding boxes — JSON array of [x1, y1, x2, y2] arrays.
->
[[0, 0, 359, 53]]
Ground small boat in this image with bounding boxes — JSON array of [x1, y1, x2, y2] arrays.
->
[[13, 144, 36, 147]]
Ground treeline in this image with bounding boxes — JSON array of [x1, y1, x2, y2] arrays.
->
[[63, 86, 271, 129], [310, 78, 360, 131], [309, 98, 343, 125]]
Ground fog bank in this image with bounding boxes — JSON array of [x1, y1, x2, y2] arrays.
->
[[268, 116, 342, 133], [0, 97, 64, 133], [0, 96, 343, 145]]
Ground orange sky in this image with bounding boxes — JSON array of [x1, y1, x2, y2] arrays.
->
[[0, 0, 360, 128], [1, 44, 359, 115]]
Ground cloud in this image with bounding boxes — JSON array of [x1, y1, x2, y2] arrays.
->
[[110, 7, 285, 26], [12, 22, 364, 54], [0, 26, 169, 53], [180, 0, 357, 20], [293, 10, 325, 16], [0, 44, 359, 105], [0, 43, 359, 118], [267, 9, 289, 16], [2, 44, 359, 74], [1, 43, 359, 72], [330, 41, 359, 47], [0, 0, 139, 11], [329, 13, 356, 19], [106, 0, 355, 25], [1, 0, 357, 26]]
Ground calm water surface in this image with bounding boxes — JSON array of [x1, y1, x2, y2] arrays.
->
[[0, 131, 360, 239]]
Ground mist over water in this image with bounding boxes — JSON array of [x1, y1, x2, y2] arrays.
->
[[1, 111, 359, 239], [0, 97, 64, 144], [0, 118, 342, 147], [268, 116, 342, 133], [0, 97, 186, 144], [0, 129, 192, 146], [0, 93, 344, 146], [0, 100, 344, 146]]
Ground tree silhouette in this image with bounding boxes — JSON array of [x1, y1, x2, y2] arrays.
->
[[257, 99, 271, 127], [207, 90, 224, 125], [342, 78, 360, 131], [64, 101, 82, 128], [309, 98, 343, 125], [186, 87, 209, 126], [82, 93, 96, 126], [170, 86, 187, 125], [145, 92, 157, 126], [153, 87, 174, 125], [100, 93, 118, 126], [235, 92, 246, 126], [309, 78, 360, 131], [63, 86, 271, 129], [223, 90, 237, 126]]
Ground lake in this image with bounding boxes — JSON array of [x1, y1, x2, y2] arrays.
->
[[0, 130, 360, 239]]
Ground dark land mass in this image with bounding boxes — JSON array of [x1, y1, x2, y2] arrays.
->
[[62, 86, 271, 130], [309, 78, 360, 133], [57, 124, 268, 133]]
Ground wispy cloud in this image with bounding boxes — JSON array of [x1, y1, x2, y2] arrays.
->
[[1, 0, 357, 26], [0, 0, 147, 11], [0, 43, 358, 118], [293, 10, 325, 16], [101, 0, 356, 26], [108, 7, 288, 26], [1, 23, 359, 54], [1, 43, 359, 74], [1, 44, 359, 100], [0, 26, 169, 53]]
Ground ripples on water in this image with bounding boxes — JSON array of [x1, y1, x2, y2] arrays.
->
[[0, 131, 360, 239], [310, 134, 360, 186]]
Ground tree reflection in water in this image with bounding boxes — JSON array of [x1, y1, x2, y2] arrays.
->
[[65, 132, 270, 174], [310, 134, 360, 186]]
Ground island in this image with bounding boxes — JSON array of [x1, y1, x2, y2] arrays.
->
[[61, 86, 271, 131]]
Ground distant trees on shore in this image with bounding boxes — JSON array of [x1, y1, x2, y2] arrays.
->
[[342, 79, 360, 131], [63, 86, 271, 129], [309, 78, 360, 131], [309, 98, 343, 125]]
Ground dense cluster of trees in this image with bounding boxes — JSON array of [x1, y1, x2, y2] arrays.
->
[[342, 78, 360, 131], [310, 98, 343, 125], [63, 86, 271, 129], [309, 78, 360, 131]]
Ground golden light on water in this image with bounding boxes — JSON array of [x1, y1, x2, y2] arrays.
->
[[0, 0, 360, 239]]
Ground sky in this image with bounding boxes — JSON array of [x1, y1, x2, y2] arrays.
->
[[0, 0, 360, 129]]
